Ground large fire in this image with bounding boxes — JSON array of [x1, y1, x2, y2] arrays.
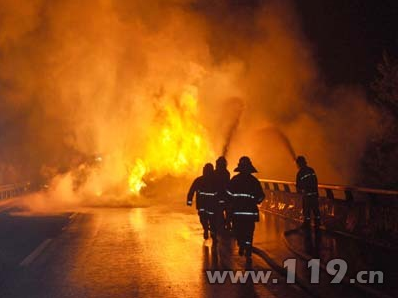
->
[[0, 0, 379, 203], [127, 85, 214, 194]]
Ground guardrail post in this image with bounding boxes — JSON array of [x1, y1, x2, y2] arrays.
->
[[259, 178, 397, 247]]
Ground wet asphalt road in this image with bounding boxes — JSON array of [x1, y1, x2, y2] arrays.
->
[[0, 196, 309, 298]]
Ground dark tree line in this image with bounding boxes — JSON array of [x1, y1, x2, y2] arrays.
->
[[359, 52, 398, 189]]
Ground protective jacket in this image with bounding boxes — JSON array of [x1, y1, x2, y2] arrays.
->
[[187, 175, 218, 215], [214, 168, 230, 205], [227, 173, 265, 222], [296, 166, 318, 197]]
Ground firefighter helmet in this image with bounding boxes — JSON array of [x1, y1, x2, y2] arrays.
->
[[203, 163, 214, 176], [216, 156, 227, 169], [296, 156, 307, 167], [234, 156, 257, 173]]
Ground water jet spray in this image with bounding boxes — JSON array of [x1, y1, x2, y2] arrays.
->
[[260, 127, 297, 161], [222, 98, 245, 157]]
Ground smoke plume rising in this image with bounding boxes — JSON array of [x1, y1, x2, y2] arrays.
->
[[0, 0, 380, 206]]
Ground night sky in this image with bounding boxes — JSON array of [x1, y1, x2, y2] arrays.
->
[[294, 0, 397, 87], [206, 0, 397, 89]]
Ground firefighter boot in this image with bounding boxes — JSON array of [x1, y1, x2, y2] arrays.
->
[[245, 244, 252, 264]]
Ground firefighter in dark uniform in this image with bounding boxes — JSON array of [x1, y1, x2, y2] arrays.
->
[[227, 156, 265, 264], [187, 163, 219, 242], [214, 156, 231, 231], [296, 156, 321, 229]]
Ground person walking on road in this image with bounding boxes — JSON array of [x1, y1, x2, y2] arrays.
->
[[227, 156, 265, 264], [295, 156, 321, 229], [187, 163, 219, 244], [214, 156, 231, 231]]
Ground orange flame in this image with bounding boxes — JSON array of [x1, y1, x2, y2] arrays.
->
[[128, 159, 147, 194], [128, 85, 214, 194]]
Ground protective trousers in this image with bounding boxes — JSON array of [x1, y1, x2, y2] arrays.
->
[[303, 195, 321, 226], [208, 208, 224, 241], [233, 217, 255, 256], [198, 210, 209, 232]]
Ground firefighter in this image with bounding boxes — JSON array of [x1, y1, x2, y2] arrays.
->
[[227, 156, 265, 264], [187, 163, 218, 242], [214, 156, 231, 231], [295, 156, 321, 229]]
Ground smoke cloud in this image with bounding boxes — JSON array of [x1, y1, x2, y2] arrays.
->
[[0, 0, 380, 206]]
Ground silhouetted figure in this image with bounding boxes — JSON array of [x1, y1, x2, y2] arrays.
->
[[214, 156, 231, 231], [227, 156, 265, 264], [187, 163, 219, 244], [296, 156, 321, 229]]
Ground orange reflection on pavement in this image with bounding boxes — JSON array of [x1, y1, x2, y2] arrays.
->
[[129, 208, 146, 232]]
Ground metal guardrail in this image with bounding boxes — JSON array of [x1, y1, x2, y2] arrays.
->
[[0, 182, 31, 200], [259, 178, 398, 247]]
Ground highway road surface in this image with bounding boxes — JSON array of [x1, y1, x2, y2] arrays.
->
[[0, 194, 309, 298]]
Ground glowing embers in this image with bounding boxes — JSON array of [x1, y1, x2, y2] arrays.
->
[[128, 85, 213, 194]]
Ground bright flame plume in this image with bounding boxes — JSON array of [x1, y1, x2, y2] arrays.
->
[[128, 85, 214, 194]]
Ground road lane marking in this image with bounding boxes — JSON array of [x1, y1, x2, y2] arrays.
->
[[20, 238, 52, 267]]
